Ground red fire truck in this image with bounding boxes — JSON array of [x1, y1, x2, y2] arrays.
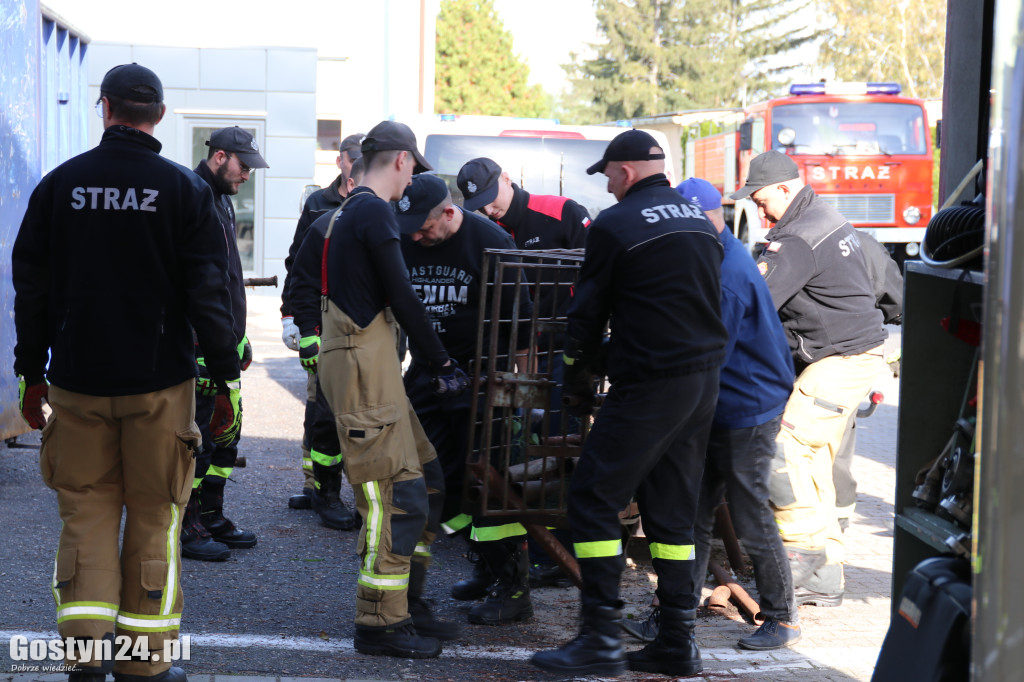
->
[[688, 82, 934, 263]]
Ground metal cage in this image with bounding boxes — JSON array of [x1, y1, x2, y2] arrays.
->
[[463, 248, 599, 529]]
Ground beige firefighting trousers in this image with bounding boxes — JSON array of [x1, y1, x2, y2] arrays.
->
[[318, 301, 439, 628], [770, 346, 886, 565], [42, 380, 198, 676]]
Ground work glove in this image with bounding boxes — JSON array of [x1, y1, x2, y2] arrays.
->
[[299, 335, 320, 374], [18, 376, 48, 430], [281, 316, 301, 351], [562, 352, 597, 418], [210, 378, 242, 446], [431, 359, 470, 397], [237, 335, 253, 371], [194, 356, 218, 397]]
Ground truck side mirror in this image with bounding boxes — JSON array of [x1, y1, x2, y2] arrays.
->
[[739, 121, 753, 151]]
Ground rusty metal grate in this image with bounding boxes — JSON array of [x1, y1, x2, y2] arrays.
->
[[464, 248, 602, 529]]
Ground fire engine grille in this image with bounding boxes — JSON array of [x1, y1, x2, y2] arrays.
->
[[818, 193, 895, 224]]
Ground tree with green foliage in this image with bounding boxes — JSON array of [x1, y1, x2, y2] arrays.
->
[[816, 0, 945, 99], [435, 0, 552, 117], [560, 0, 820, 124]]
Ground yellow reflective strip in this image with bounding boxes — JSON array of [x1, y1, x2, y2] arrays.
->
[[470, 523, 527, 542], [116, 612, 182, 631], [648, 543, 695, 561], [206, 465, 232, 479], [361, 481, 384, 577], [442, 513, 473, 535], [163, 503, 180, 615], [358, 571, 409, 590], [573, 539, 622, 559], [311, 449, 343, 467]]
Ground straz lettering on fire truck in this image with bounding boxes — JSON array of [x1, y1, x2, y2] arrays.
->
[[809, 166, 892, 182]]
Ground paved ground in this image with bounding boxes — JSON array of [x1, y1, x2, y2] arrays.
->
[[1, 294, 903, 681]]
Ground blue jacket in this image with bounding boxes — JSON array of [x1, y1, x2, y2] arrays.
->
[[714, 228, 794, 429]]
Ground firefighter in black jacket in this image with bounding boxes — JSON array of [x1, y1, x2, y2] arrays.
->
[[457, 157, 591, 585], [735, 150, 887, 607], [531, 130, 728, 678], [281, 132, 364, 509], [281, 159, 366, 531], [181, 127, 267, 561], [13, 63, 240, 682]]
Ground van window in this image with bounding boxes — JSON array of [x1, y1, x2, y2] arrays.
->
[[424, 134, 614, 217]]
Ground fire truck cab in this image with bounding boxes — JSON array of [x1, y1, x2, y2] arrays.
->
[[694, 83, 933, 263]]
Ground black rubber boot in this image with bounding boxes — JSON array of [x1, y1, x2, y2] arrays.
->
[[530, 603, 627, 676], [200, 480, 257, 549], [468, 539, 533, 625], [112, 666, 186, 682], [310, 463, 357, 530], [627, 606, 702, 677], [68, 634, 114, 681], [181, 490, 230, 562], [408, 561, 461, 640], [353, 622, 441, 659], [450, 541, 495, 601]]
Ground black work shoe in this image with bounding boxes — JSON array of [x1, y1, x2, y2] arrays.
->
[[310, 488, 358, 530], [113, 666, 186, 682], [202, 517, 257, 549], [288, 488, 313, 510], [621, 607, 659, 642], [353, 622, 441, 659], [409, 596, 462, 641], [626, 606, 702, 677], [528, 563, 573, 588], [738, 618, 802, 650], [181, 535, 230, 562], [794, 587, 843, 607], [468, 582, 534, 625]]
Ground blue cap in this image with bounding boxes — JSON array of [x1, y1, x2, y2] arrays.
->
[[676, 177, 722, 211]]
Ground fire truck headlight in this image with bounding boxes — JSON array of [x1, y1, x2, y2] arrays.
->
[[906, 242, 920, 257], [903, 206, 922, 225]]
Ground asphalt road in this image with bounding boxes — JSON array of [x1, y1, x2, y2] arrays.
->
[[0, 297, 904, 681]]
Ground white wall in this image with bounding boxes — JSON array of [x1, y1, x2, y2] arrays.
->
[[88, 44, 317, 291]]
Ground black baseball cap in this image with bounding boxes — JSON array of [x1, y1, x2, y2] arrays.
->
[[729, 150, 799, 200], [393, 174, 450, 234], [340, 133, 365, 161], [206, 126, 270, 169], [100, 63, 163, 103], [361, 121, 432, 174], [457, 157, 502, 212], [586, 129, 665, 175]]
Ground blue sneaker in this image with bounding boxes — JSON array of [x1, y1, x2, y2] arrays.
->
[[737, 618, 801, 650]]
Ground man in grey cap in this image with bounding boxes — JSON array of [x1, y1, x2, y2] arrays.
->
[[14, 62, 239, 682], [733, 150, 886, 608], [182, 127, 269, 561], [280, 131, 365, 511]]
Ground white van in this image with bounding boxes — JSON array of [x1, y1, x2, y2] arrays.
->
[[412, 115, 676, 218]]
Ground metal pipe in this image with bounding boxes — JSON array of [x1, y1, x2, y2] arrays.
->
[[470, 460, 581, 587], [713, 502, 746, 577], [708, 559, 763, 624]]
